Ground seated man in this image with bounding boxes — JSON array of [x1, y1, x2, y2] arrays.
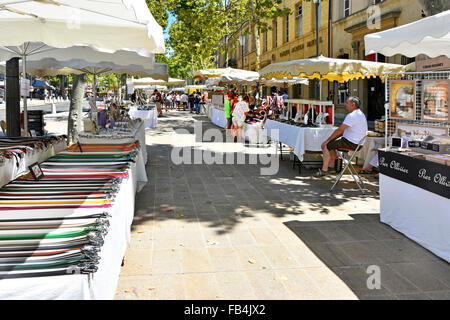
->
[[314, 96, 368, 177]]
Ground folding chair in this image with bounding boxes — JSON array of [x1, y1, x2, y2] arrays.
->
[[330, 138, 366, 194]]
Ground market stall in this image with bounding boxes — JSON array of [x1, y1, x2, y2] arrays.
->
[[259, 55, 406, 171], [364, 11, 450, 262], [0, 141, 144, 299], [263, 119, 335, 162]]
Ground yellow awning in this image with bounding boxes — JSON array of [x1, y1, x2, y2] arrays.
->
[[259, 55, 406, 83]]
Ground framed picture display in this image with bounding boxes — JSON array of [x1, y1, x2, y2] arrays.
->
[[396, 123, 449, 139], [28, 162, 44, 180], [421, 79, 449, 122], [390, 80, 416, 120]]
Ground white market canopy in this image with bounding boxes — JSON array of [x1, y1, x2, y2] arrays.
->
[[364, 10, 450, 58], [194, 68, 259, 84], [0, 0, 165, 136], [135, 85, 167, 91], [22, 47, 156, 70], [260, 77, 309, 86], [0, 59, 169, 79], [131, 77, 184, 86], [259, 55, 406, 83], [0, 0, 165, 59]]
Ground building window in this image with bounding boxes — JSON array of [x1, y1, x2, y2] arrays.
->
[[293, 83, 302, 98], [252, 33, 256, 51], [401, 56, 415, 65], [285, 15, 289, 43], [244, 33, 249, 54], [296, 5, 303, 37], [273, 20, 278, 48], [344, 0, 350, 18]]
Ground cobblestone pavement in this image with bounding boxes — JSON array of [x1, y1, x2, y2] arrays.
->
[[114, 110, 450, 300]]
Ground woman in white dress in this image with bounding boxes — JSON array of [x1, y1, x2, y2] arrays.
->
[[231, 95, 250, 143]]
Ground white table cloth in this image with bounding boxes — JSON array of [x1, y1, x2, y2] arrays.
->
[[0, 146, 146, 299], [380, 174, 450, 263], [129, 108, 158, 129], [211, 107, 227, 129], [355, 136, 384, 168], [263, 120, 335, 161]]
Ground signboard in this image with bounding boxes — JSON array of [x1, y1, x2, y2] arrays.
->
[[378, 150, 450, 199], [20, 78, 30, 97], [126, 81, 134, 95], [416, 54, 450, 72]]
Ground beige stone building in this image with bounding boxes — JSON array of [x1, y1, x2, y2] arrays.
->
[[218, 0, 433, 122]]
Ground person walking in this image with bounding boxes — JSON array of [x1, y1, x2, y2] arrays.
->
[[154, 89, 163, 116], [175, 93, 181, 110], [225, 94, 232, 130], [181, 92, 188, 111], [231, 95, 250, 143], [188, 92, 195, 113], [194, 91, 201, 114]]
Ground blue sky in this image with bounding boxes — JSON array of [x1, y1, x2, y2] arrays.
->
[[165, 12, 176, 40]]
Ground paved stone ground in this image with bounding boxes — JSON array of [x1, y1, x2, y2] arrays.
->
[[103, 110, 449, 300]]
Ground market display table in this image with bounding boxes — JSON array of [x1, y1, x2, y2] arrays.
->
[[129, 107, 158, 129], [355, 136, 384, 168], [263, 119, 335, 161], [211, 107, 227, 129], [0, 137, 67, 188], [79, 119, 147, 167], [379, 150, 450, 262], [0, 147, 144, 299]]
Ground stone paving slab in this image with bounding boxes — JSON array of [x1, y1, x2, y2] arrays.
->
[[115, 111, 450, 300]]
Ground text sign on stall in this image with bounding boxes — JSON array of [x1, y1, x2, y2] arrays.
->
[[20, 78, 30, 97], [378, 150, 450, 199]]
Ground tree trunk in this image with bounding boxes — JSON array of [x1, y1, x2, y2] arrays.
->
[[67, 73, 86, 145], [59, 75, 66, 100]]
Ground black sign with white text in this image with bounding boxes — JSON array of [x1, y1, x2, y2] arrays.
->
[[378, 150, 450, 200]]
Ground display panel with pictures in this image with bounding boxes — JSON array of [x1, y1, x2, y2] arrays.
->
[[396, 123, 449, 139], [389, 80, 416, 120], [421, 79, 449, 122]]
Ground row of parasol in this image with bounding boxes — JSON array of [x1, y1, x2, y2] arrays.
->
[[0, 141, 140, 279]]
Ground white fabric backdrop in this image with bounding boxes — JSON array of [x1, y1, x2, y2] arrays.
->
[[211, 108, 227, 129], [380, 174, 450, 263], [242, 122, 266, 144], [129, 108, 158, 129]]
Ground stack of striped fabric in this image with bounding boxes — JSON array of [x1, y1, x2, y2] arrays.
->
[[0, 141, 140, 279], [0, 136, 67, 163]]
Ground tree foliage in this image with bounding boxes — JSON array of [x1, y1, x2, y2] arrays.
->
[[146, 0, 291, 78]]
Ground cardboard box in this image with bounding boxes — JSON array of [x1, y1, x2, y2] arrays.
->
[[425, 154, 450, 166]]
